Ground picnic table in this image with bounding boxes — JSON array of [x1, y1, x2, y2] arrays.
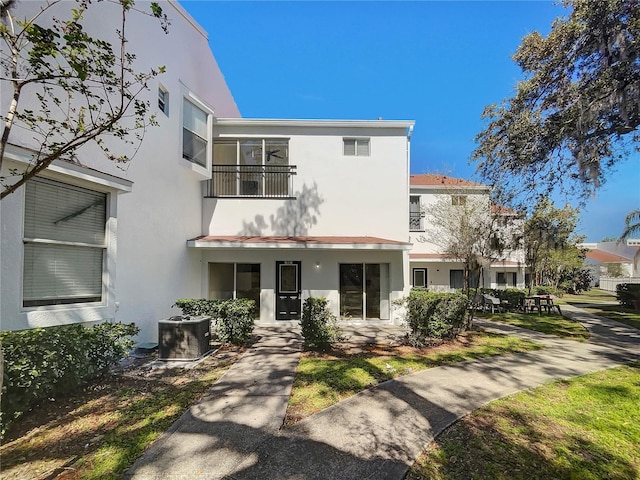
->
[[523, 295, 561, 315]]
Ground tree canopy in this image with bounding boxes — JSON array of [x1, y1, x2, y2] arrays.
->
[[0, 0, 168, 199], [524, 198, 585, 290], [422, 194, 518, 293], [473, 0, 639, 205]]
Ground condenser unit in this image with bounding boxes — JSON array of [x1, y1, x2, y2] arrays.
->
[[158, 315, 211, 360]]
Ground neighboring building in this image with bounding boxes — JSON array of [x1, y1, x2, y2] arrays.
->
[[580, 241, 640, 288], [408, 174, 525, 292], [0, 1, 414, 341]]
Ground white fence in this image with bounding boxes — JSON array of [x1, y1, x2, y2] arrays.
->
[[598, 276, 640, 292]]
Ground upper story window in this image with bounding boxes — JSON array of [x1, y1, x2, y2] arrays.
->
[[451, 195, 467, 206], [207, 138, 296, 198], [409, 195, 424, 231], [182, 98, 209, 167], [23, 178, 107, 307], [343, 138, 370, 156], [158, 85, 168, 115]]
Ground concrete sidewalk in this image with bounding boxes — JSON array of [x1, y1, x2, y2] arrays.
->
[[123, 326, 303, 479], [124, 309, 639, 480]]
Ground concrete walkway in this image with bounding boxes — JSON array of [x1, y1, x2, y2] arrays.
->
[[124, 307, 639, 480]]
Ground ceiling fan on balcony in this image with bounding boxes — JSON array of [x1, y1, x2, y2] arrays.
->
[[265, 149, 284, 162]]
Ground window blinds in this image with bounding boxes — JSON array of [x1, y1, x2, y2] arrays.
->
[[183, 99, 208, 167], [23, 178, 106, 306]]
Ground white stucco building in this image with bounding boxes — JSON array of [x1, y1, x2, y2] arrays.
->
[[0, 0, 414, 341], [1, 0, 242, 340], [1, 1, 527, 344], [408, 174, 526, 291], [193, 119, 414, 323], [580, 241, 640, 289]]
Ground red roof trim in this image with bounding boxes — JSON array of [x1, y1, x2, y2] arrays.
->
[[586, 249, 632, 263], [410, 174, 485, 187], [409, 253, 452, 259]]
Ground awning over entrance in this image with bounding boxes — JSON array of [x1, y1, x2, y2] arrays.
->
[[187, 235, 411, 250]]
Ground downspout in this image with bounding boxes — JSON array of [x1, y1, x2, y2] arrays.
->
[[406, 124, 414, 243]]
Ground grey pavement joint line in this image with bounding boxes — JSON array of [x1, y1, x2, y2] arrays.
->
[[123, 309, 639, 480]]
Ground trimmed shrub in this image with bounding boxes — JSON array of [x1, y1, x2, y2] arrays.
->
[[616, 283, 640, 309], [173, 298, 255, 344], [0, 322, 138, 437], [401, 290, 470, 345], [300, 297, 343, 350], [534, 285, 560, 297]]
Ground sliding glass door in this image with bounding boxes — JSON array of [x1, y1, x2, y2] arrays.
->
[[339, 263, 389, 320]]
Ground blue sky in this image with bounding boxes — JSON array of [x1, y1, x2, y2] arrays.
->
[[180, 1, 640, 242]]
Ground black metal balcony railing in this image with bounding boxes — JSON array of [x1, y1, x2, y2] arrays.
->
[[409, 211, 424, 231], [205, 164, 297, 198]]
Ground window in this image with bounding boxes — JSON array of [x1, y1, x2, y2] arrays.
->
[[409, 196, 424, 231], [497, 272, 516, 287], [451, 195, 467, 206], [183, 98, 209, 167], [469, 269, 480, 289], [343, 138, 370, 156], [208, 138, 295, 198], [339, 263, 389, 319], [158, 85, 168, 115], [208, 263, 260, 317], [279, 263, 298, 294], [23, 178, 106, 307], [413, 268, 427, 288], [449, 269, 463, 289]]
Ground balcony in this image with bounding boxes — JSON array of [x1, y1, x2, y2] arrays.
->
[[205, 164, 297, 198], [409, 211, 424, 231]]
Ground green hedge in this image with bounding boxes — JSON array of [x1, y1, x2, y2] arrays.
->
[[0, 322, 138, 437], [173, 298, 255, 345], [300, 297, 343, 350], [616, 283, 640, 308], [534, 285, 561, 296], [481, 288, 527, 307], [401, 290, 470, 344]]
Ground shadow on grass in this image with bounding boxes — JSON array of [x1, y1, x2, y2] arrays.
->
[[0, 358, 236, 479], [478, 312, 590, 340], [294, 331, 542, 396], [409, 389, 638, 479]]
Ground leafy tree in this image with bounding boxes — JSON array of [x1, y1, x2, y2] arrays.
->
[[606, 262, 624, 277], [600, 236, 618, 242], [0, 0, 168, 200], [422, 194, 519, 294], [524, 198, 585, 291], [619, 208, 640, 263], [620, 209, 640, 241], [559, 267, 593, 294], [473, 0, 639, 204]]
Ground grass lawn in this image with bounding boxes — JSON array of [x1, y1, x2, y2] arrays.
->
[[0, 346, 243, 480], [557, 288, 640, 330], [577, 305, 640, 330], [285, 329, 542, 426], [408, 363, 640, 480], [556, 288, 618, 305], [477, 312, 590, 340]]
